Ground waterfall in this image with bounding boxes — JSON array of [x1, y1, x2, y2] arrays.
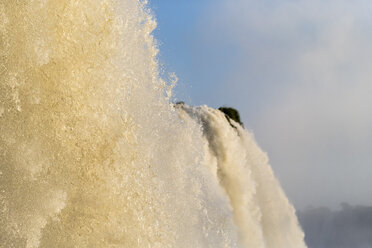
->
[[0, 1, 306, 247]]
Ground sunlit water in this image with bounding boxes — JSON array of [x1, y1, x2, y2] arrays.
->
[[0, 1, 306, 247]]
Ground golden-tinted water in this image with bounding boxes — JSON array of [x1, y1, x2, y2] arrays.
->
[[0, 1, 305, 247]]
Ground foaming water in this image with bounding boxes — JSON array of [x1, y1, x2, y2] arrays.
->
[[0, 1, 306, 247], [178, 105, 306, 248]]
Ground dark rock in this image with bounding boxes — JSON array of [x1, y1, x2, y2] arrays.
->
[[218, 107, 244, 127]]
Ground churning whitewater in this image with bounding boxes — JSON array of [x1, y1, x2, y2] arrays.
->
[[0, 0, 306, 247]]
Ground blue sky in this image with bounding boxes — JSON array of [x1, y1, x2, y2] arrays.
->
[[149, 0, 372, 210]]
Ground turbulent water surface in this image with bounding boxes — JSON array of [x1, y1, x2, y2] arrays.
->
[[0, 1, 306, 247]]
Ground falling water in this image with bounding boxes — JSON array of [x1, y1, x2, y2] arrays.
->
[[0, 1, 306, 247]]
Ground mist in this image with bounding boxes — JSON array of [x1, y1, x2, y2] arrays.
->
[[152, 0, 372, 210], [298, 204, 372, 248]]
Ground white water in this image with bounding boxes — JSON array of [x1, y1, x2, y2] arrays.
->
[[0, 1, 306, 247]]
